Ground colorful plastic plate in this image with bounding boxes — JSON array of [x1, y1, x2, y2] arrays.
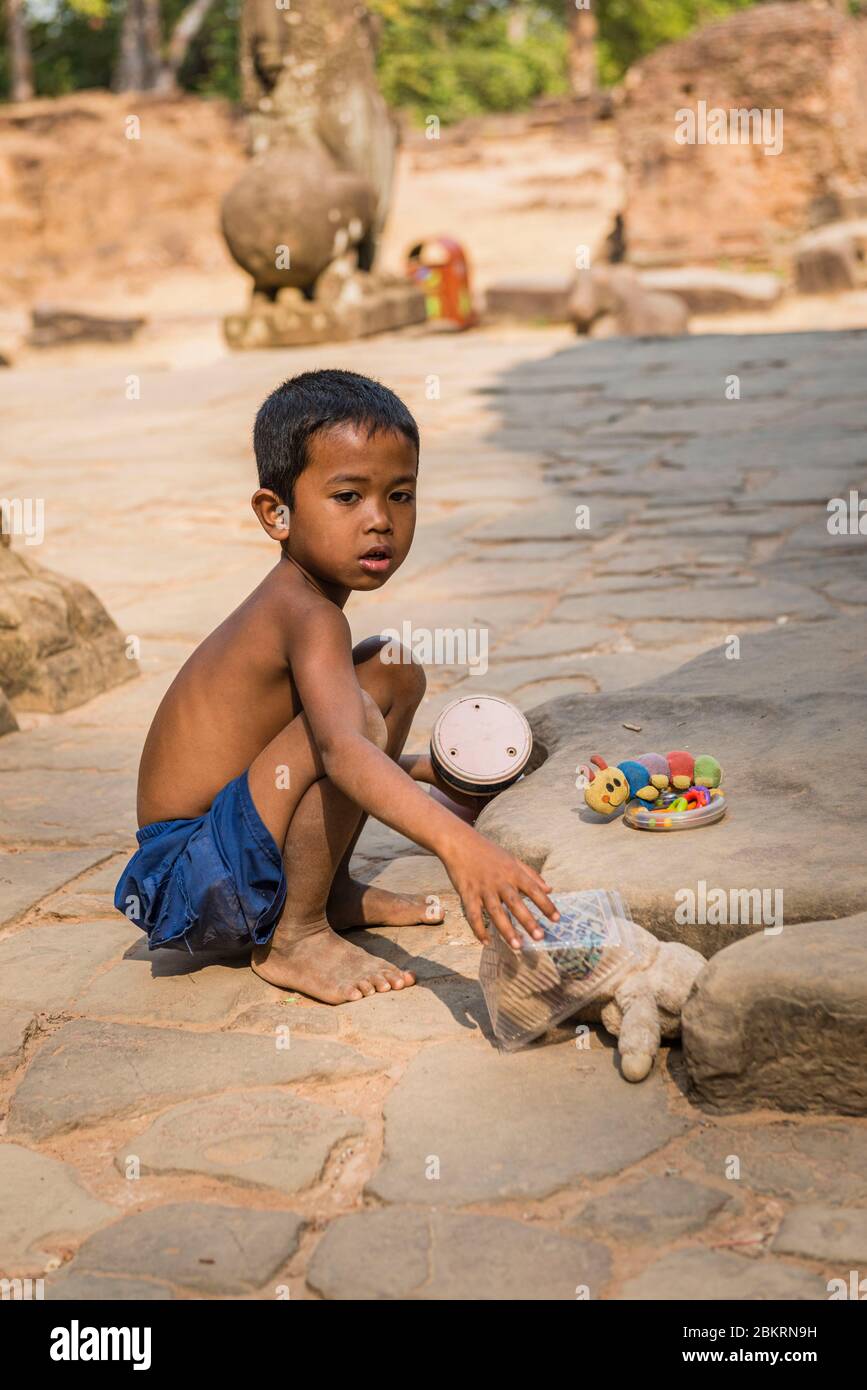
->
[[623, 789, 727, 831]]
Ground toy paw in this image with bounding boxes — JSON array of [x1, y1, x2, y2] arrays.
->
[[621, 1050, 654, 1083], [592, 926, 707, 1082]]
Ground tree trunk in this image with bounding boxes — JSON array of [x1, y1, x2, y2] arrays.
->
[[115, 0, 215, 94], [6, 0, 34, 102], [160, 0, 216, 89], [566, 2, 598, 102], [113, 0, 163, 92]]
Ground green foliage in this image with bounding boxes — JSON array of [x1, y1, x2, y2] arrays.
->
[[176, 0, 240, 100], [0, 0, 240, 101], [595, 0, 758, 85], [370, 2, 567, 124], [1, 0, 780, 111]]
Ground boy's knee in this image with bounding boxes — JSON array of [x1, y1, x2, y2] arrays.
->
[[360, 689, 389, 751], [383, 643, 426, 705]]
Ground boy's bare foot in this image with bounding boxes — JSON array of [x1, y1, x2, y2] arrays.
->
[[327, 877, 445, 930], [251, 918, 416, 1004]]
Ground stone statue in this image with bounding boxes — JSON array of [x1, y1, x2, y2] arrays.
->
[[221, 0, 424, 347]]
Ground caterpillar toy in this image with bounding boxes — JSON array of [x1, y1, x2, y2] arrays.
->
[[579, 750, 723, 816]]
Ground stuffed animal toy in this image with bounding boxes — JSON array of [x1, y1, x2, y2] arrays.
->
[[579, 750, 722, 815], [575, 922, 706, 1081]]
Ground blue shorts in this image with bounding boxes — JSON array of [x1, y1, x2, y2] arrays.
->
[[114, 771, 287, 954]]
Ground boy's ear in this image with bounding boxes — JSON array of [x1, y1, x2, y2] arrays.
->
[[251, 488, 291, 541]]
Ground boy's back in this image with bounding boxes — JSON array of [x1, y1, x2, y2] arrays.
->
[[137, 565, 311, 826]]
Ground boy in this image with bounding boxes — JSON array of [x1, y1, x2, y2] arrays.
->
[[115, 369, 558, 1004]]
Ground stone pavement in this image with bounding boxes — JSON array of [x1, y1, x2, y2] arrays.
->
[[1, 326, 865, 1299]]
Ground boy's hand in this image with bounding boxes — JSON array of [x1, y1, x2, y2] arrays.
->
[[443, 829, 559, 950]]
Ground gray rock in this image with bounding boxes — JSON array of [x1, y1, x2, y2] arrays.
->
[[683, 916, 867, 1115], [0, 919, 138, 1012], [620, 1248, 828, 1300], [478, 620, 867, 944], [8, 1019, 380, 1140], [72, 956, 276, 1026], [115, 1089, 363, 1195], [71, 1203, 303, 1294], [0, 849, 112, 928], [685, 1121, 867, 1204], [0, 688, 17, 735], [551, 580, 830, 624], [795, 221, 867, 294], [575, 1175, 733, 1243], [366, 1039, 692, 1205], [0, 1004, 35, 1076], [307, 1208, 611, 1300], [772, 1206, 867, 1265], [46, 1271, 174, 1300], [338, 977, 489, 1043], [485, 276, 574, 322], [640, 268, 783, 315], [0, 1144, 114, 1272], [0, 535, 137, 713], [0, 766, 137, 847], [570, 265, 689, 338], [308, 1209, 429, 1300]]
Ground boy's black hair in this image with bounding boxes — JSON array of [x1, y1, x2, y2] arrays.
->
[[254, 368, 420, 507]]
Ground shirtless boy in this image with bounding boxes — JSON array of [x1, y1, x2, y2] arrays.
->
[[115, 369, 558, 1004]]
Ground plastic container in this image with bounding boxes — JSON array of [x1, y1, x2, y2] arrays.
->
[[479, 889, 640, 1051], [430, 695, 532, 797], [623, 788, 727, 831]]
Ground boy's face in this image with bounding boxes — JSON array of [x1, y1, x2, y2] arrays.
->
[[281, 423, 417, 594]]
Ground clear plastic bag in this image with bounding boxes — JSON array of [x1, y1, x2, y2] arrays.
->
[[479, 889, 641, 1051]]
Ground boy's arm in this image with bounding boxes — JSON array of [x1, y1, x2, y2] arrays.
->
[[286, 603, 558, 948]]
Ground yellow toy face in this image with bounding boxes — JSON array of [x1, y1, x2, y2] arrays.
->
[[584, 766, 630, 815]]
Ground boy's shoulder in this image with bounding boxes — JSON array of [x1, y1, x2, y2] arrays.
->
[[247, 561, 350, 653]]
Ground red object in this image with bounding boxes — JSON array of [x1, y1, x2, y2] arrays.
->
[[666, 750, 695, 785], [405, 237, 478, 329]]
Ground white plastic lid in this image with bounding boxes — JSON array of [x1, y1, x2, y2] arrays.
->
[[431, 695, 532, 791]]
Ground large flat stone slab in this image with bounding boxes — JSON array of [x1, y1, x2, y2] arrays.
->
[[0, 1143, 114, 1273], [479, 620, 867, 945], [620, 1248, 828, 1300], [338, 977, 489, 1044], [0, 848, 112, 927], [0, 1004, 35, 1077], [72, 954, 277, 1026], [115, 1089, 363, 1195], [683, 916, 867, 1115], [70, 1203, 303, 1294], [7, 1019, 380, 1140], [366, 1039, 692, 1205], [772, 1206, 867, 1265], [307, 1208, 611, 1300], [45, 1271, 174, 1300], [0, 919, 139, 1012], [0, 767, 136, 847], [684, 1121, 867, 1205], [574, 1175, 733, 1243]]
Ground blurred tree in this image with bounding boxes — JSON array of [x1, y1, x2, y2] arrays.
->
[[113, 0, 214, 90], [5, 0, 34, 98], [565, 0, 596, 100], [593, 1, 758, 85], [368, 0, 568, 123], [7, 0, 860, 110]]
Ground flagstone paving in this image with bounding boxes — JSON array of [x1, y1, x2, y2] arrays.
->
[[1, 325, 865, 1299]]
